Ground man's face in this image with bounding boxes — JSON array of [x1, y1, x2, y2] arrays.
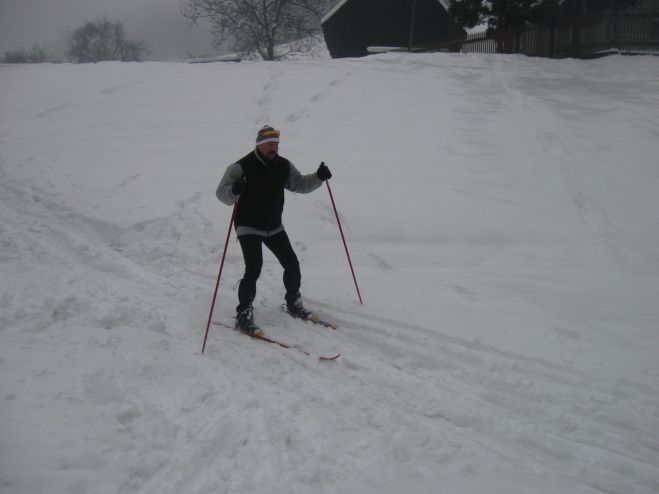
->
[[257, 141, 279, 160]]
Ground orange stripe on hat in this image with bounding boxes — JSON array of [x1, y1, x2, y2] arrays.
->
[[256, 125, 280, 144]]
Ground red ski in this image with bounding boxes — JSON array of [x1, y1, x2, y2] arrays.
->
[[306, 313, 338, 330], [280, 304, 338, 330], [211, 321, 340, 361]]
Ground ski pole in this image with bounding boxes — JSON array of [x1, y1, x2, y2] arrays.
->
[[201, 202, 237, 353], [326, 180, 363, 305]]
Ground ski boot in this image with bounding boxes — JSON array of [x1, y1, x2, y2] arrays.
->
[[285, 293, 311, 320], [235, 306, 263, 337]]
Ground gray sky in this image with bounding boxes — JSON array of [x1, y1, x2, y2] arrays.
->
[[0, 0, 214, 60]]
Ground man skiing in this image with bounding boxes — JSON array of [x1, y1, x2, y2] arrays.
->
[[216, 125, 332, 335]]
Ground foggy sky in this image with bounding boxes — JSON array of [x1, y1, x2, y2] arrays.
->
[[0, 0, 214, 61]]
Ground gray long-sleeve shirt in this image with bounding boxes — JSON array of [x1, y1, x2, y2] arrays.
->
[[216, 149, 323, 237]]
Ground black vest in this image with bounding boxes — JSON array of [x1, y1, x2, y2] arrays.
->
[[235, 151, 291, 230]]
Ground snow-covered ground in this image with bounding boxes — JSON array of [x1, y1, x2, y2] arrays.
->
[[1, 53, 658, 494]]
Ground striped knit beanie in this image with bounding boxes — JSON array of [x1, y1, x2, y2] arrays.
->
[[255, 125, 280, 145]]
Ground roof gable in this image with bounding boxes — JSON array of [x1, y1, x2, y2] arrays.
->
[[322, 0, 451, 25]]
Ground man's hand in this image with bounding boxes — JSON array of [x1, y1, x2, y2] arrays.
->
[[232, 178, 247, 195], [316, 162, 332, 181]]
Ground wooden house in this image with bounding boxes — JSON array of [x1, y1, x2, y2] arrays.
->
[[321, 0, 467, 58]]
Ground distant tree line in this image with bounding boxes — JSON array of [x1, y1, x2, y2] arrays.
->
[[3, 43, 51, 63], [4, 2, 337, 64], [3, 18, 146, 64]]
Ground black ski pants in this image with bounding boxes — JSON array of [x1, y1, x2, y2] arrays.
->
[[237, 231, 301, 311]]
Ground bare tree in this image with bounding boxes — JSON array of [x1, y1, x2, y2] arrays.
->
[[68, 18, 147, 63], [181, 0, 328, 60]]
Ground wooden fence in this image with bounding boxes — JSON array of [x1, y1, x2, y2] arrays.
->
[[459, 9, 659, 58]]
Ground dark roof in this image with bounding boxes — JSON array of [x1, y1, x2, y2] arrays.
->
[[323, 0, 451, 22], [322, 0, 466, 58]]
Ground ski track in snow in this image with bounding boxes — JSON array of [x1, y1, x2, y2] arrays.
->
[[2, 165, 657, 494], [488, 59, 630, 275], [1, 54, 659, 494]]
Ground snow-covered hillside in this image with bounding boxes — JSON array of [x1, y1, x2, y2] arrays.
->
[[1, 53, 658, 494]]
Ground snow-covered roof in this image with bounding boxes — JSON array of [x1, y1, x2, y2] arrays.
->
[[321, 0, 349, 23], [322, 0, 451, 25]]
